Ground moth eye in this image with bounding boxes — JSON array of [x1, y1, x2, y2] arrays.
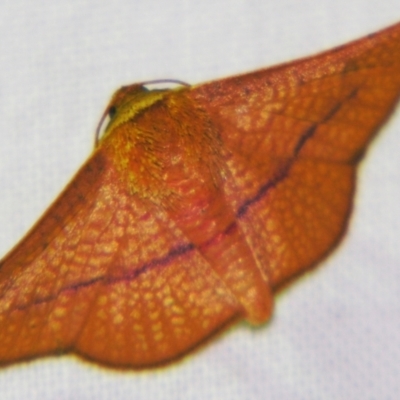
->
[[108, 106, 117, 119], [94, 105, 118, 145]]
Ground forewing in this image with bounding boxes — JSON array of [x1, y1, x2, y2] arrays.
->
[[189, 22, 400, 288], [0, 150, 240, 368]]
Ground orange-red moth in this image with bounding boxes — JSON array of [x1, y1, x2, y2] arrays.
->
[[1, 22, 400, 369]]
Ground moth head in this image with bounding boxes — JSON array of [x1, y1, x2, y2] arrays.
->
[[95, 80, 190, 145]]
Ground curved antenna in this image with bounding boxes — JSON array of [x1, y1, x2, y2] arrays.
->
[[95, 106, 111, 146], [140, 79, 190, 88]]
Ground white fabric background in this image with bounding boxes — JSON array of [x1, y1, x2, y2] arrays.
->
[[0, 1, 399, 399]]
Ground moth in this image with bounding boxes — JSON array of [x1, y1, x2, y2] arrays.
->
[[1, 21, 400, 369]]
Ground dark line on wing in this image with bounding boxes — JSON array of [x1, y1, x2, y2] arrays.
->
[[237, 88, 358, 218], [14, 243, 195, 312], [237, 166, 288, 218], [106, 242, 195, 284]]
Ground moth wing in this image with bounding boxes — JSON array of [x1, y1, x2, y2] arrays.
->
[[0, 151, 240, 367], [189, 22, 400, 288]]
